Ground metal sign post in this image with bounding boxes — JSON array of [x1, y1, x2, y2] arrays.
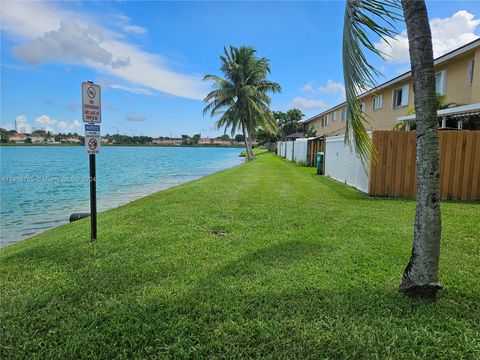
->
[[82, 81, 101, 241], [89, 154, 97, 241]]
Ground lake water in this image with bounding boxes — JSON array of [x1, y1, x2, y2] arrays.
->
[[0, 146, 243, 247]]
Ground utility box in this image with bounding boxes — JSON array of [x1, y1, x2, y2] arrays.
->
[[316, 152, 324, 175]]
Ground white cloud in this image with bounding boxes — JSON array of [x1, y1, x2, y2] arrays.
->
[[317, 79, 345, 97], [0, 1, 72, 39], [57, 121, 69, 131], [300, 81, 315, 94], [111, 14, 147, 35], [14, 115, 32, 133], [126, 113, 146, 122], [13, 20, 128, 68], [96, 40, 206, 99], [2, 124, 15, 131], [108, 83, 154, 95], [9, 113, 81, 134], [124, 25, 147, 35], [15, 115, 26, 125], [300, 79, 345, 100], [290, 97, 328, 111], [57, 119, 81, 133], [72, 119, 81, 129], [376, 10, 480, 63], [35, 115, 58, 126], [1, 2, 207, 100]]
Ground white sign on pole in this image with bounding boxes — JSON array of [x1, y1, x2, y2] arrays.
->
[[85, 124, 101, 154], [82, 82, 101, 123]]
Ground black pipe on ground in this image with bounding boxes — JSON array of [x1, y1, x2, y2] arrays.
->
[[69, 213, 90, 222]]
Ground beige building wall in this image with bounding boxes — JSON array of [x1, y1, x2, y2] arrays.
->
[[305, 42, 479, 136]]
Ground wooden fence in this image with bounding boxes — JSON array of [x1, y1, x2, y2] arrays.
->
[[306, 138, 325, 167], [369, 130, 480, 200]]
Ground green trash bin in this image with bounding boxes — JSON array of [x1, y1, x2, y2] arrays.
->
[[316, 151, 324, 175]]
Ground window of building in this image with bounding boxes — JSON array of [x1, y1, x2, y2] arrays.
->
[[360, 102, 366, 114], [435, 71, 446, 95], [468, 59, 475, 85], [322, 116, 328, 127], [392, 85, 409, 108], [373, 95, 383, 111], [341, 107, 347, 121], [332, 111, 337, 121]]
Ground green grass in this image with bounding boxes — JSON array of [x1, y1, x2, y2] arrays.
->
[[240, 147, 269, 157], [1, 152, 479, 359]]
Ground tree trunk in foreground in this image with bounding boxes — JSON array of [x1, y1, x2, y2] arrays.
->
[[400, 0, 442, 299], [246, 132, 256, 160], [242, 124, 255, 161]]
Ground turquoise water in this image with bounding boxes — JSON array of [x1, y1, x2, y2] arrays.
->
[[0, 146, 243, 247]]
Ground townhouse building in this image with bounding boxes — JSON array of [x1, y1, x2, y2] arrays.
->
[[302, 38, 480, 135]]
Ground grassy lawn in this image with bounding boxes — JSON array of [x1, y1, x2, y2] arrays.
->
[[1, 152, 479, 359]]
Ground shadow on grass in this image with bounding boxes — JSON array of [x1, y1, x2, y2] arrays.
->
[[1, 239, 478, 358]]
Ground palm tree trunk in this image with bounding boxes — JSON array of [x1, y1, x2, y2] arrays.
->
[[242, 124, 255, 161], [400, 0, 442, 298], [246, 132, 256, 160]]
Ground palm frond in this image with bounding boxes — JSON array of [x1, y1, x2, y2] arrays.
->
[[343, 0, 401, 167], [203, 45, 281, 145]]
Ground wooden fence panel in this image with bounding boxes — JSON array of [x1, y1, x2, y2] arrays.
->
[[369, 130, 480, 200], [307, 139, 325, 169], [471, 133, 480, 199]]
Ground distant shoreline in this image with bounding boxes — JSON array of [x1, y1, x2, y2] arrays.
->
[[0, 143, 245, 148]]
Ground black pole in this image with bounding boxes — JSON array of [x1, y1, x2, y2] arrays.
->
[[89, 154, 97, 241]]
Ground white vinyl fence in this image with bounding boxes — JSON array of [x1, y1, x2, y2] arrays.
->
[[276, 139, 308, 164], [325, 135, 369, 193]]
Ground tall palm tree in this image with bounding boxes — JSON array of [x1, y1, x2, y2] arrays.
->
[[343, 0, 442, 298], [203, 46, 281, 160]]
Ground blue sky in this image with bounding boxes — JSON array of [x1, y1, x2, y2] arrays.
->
[[1, 1, 479, 137]]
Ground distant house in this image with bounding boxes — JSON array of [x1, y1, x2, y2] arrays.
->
[[198, 137, 212, 145], [151, 137, 182, 145], [66, 137, 81, 144], [211, 139, 233, 145], [8, 132, 61, 144], [60, 136, 81, 144], [30, 135, 46, 143], [9, 133, 27, 143]]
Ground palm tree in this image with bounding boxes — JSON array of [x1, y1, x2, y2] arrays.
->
[[343, 0, 441, 298], [203, 46, 281, 160]]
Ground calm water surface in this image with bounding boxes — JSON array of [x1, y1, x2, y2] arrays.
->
[[0, 146, 243, 247]]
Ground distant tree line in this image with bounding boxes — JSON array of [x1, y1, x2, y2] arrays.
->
[[0, 129, 16, 143], [254, 108, 317, 146], [1, 127, 246, 146]]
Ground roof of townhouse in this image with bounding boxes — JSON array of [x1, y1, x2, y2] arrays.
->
[[397, 102, 480, 122], [302, 38, 480, 125]]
